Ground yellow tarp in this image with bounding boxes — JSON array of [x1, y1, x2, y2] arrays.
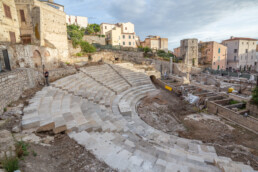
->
[[165, 85, 172, 91]]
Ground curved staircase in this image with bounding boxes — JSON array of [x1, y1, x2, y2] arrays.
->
[[22, 63, 257, 172]]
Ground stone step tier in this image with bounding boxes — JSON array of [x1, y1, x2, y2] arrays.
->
[[21, 64, 256, 172]]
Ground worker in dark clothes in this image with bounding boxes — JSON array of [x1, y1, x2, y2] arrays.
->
[[44, 70, 49, 86]]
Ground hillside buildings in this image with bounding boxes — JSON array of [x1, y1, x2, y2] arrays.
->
[[199, 41, 227, 70], [66, 15, 88, 28], [140, 36, 168, 52], [180, 39, 198, 67], [222, 37, 257, 71], [100, 22, 137, 48]]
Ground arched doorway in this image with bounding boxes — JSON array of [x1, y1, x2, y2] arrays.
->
[[32, 50, 42, 70]]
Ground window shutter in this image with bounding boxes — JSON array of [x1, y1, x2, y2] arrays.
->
[[20, 10, 26, 22], [4, 4, 12, 19]]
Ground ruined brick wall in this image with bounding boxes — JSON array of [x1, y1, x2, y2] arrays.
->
[[5, 44, 69, 71]]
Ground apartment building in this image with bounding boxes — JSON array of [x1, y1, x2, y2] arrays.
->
[[199, 41, 227, 70], [141, 36, 168, 52], [101, 22, 137, 48], [66, 15, 88, 28], [222, 37, 257, 71], [255, 45, 258, 72], [173, 47, 181, 58], [180, 39, 198, 67], [0, 0, 21, 44]]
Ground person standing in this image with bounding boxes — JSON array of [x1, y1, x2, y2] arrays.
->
[[44, 70, 49, 86]]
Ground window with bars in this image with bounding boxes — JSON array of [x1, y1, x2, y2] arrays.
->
[[4, 4, 12, 19], [20, 10, 26, 22]]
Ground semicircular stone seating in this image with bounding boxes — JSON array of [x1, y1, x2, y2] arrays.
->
[[22, 63, 256, 172]]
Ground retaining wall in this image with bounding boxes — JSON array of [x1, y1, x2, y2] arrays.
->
[[0, 67, 76, 115], [207, 101, 258, 133]]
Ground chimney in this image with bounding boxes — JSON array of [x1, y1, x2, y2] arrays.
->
[[230, 36, 234, 39]]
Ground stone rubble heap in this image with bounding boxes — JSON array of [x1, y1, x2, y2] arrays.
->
[[22, 64, 257, 172]]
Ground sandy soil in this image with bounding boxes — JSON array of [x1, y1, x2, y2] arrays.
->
[[137, 88, 258, 170]]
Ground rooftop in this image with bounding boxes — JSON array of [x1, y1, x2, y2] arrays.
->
[[223, 37, 257, 42]]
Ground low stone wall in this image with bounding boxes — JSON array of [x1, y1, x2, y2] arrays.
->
[[0, 68, 40, 114], [83, 35, 105, 45], [247, 102, 258, 118], [48, 67, 77, 82], [207, 101, 258, 133], [0, 67, 76, 115]]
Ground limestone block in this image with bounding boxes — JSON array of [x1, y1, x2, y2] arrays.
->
[[118, 102, 131, 116]]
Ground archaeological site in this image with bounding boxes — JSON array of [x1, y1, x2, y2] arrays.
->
[[0, 0, 258, 172]]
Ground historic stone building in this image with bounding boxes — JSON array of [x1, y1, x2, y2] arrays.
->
[[66, 15, 88, 28], [180, 39, 198, 67], [173, 47, 181, 58], [222, 37, 257, 71], [199, 41, 227, 70], [140, 36, 168, 52], [14, 0, 69, 59], [0, 0, 21, 44], [0, 0, 69, 72]]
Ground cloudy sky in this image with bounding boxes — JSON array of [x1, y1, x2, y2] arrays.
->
[[56, 0, 258, 50]]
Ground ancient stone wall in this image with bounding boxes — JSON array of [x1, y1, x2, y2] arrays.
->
[[3, 44, 70, 71], [68, 41, 81, 56], [207, 101, 258, 133], [83, 35, 106, 45], [0, 66, 76, 115]]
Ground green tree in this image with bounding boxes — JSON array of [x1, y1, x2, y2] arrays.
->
[[80, 41, 96, 53], [86, 24, 100, 35], [67, 24, 86, 48]]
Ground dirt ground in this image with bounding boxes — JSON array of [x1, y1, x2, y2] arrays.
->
[[19, 134, 116, 172], [137, 88, 258, 170], [0, 84, 116, 172]]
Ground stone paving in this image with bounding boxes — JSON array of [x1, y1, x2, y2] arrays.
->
[[22, 63, 257, 172]]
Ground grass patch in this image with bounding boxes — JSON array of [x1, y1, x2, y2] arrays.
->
[[32, 150, 37, 157], [4, 108, 7, 112], [15, 141, 29, 158], [229, 100, 239, 105], [1, 156, 19, 172]]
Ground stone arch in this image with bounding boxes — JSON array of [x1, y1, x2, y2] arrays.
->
[[32, 50, 42, 70]]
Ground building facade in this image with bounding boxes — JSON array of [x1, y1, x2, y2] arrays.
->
[[173, 47, 181, 58], [180, 39, 198, 67], [66, 15, 88, 28], [199, 41, 227, 70], [141, 36, 168, 52], [14, 0, 69, 59], [222, 37, 257, 71], [101, 22, 137, 48], [0, 0, 21, 44]]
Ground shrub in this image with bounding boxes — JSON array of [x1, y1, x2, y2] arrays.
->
[[80, 41, 96, 53], [229, 100, 239, 105], [76, 52, 82, 57], [32, 150, 37, 157], [1, 156, 19, 172], [4, 107, 7, 112], [251, 86, 258, 105], [143, 47, 151, 53], [15, 141, 29, 158]]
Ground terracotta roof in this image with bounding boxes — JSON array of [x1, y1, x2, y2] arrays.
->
[[223, 37, 257, 42]]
